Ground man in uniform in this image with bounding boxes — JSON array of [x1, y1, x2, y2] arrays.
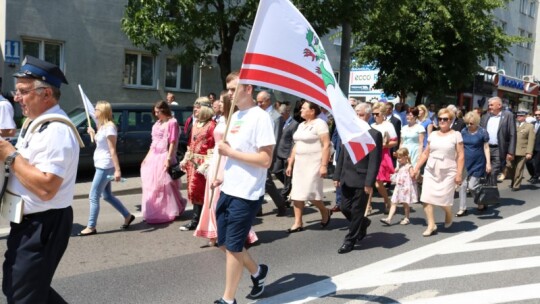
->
[[0, 56, 80, 303], [212, 72, 274, 304], [507, 110, 535, 191]]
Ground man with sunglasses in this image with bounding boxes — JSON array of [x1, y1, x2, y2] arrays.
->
[[0, 56, 79, 303], [480, 97, 516, 186]]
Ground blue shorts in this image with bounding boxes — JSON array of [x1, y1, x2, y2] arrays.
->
[[216, 192, 262, 252]]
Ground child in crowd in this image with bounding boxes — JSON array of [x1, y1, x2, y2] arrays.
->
[[380, 148, 417, 226]]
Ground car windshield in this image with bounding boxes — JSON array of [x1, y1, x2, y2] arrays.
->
[[67, 108, 89, 126]]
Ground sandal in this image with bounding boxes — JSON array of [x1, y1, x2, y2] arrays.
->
[[364, 207, 373, 217], [380, 218, 391, 226], [399, 218, 410, 225]]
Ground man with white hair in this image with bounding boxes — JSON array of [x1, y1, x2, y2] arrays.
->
[[447, 104, 465, 131]]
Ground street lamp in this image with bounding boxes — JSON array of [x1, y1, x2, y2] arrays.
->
[[197, 55, 214, 97]]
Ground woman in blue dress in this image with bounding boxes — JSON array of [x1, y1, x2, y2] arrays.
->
[[458, 111, 491, 216], [399, 107, 425, 167]]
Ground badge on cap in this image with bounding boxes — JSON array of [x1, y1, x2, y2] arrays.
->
[[13, 56, 68, 88]]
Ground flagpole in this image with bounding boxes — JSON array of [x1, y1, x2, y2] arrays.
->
[[79, 84, 95, 143], [208, 82, 240, 209]]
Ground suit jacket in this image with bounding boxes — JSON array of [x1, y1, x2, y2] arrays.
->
[[480, 111, 517, 159], [515, 122, 535, 156], [276, 117, 299, 159], [388, 116, 401, 156], [451, 118, 465, 132], [534, 122, 540, 152], [268, 108, 282, 141], [334, 128, 383, 189]]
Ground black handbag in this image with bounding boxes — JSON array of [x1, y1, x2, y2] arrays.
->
[[473, 173, 500, 205], [167, 162, 184, 180]]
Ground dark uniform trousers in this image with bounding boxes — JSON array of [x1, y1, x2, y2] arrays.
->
[[3, 206, 73, 304], [340, 184, 369, 244]]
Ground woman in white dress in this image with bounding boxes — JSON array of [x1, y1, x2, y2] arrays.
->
[[286, 101, 332, 233], [413, 108, 464, 237]]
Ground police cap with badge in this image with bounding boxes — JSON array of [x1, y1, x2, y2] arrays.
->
[[13, 55, 69, 88]]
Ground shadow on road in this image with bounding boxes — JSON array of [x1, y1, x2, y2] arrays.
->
[[256, 273, 335, 302]]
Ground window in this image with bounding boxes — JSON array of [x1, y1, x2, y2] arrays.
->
[[165, 58, 194, 91], [520, 0, 529, 14], [515, 61, 530, 78], [124, 52, 155, 87], [22, 39, 63, 67], [527, 33, 533, 49], [530, 1, 537, 17]]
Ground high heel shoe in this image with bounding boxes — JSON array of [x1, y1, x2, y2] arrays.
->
[[287, 226, 304, 233], [444, 221, 453, 229], [422, 227, 438, 237], [77, 229, 97, 236], [121, 215, 136, 230], [321, 209, 332, 228]]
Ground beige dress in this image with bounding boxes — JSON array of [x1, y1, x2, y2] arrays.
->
[[421, 130, 463, 206], [290, 118, 329, 201]]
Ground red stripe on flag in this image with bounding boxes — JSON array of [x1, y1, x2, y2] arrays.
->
[[242, 53, 326, 92], [347, 141, 367, 162], [240, 68, 330, 108]]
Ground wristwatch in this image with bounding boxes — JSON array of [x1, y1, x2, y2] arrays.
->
[[5, 151, 20, 168]]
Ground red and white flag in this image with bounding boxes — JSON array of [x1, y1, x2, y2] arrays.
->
[[239, 0, 376, 163]]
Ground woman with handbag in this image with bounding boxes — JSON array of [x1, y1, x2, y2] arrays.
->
[[141, 101, 186, 224], [458, 111, 491, 215], [78, 101, 135, 236], [179, 97, 216, 231], [413, 108, 464, 237]]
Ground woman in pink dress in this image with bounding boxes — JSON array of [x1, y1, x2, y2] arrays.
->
[[141, 101, 186, 224], [194, 93, 258, 246], [367, 102, 397, 215]]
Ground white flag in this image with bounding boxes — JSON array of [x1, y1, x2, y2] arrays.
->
[[239, 0, 376, 163], [78, 84, 96, 125]]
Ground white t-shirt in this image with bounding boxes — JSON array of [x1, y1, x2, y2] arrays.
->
[[221, 106, 276, 200], [9, 105, 80, 214], [93, 124, 117, 169], [0, 98, 16, 129]]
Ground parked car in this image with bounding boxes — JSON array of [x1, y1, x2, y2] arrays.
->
[[9, 103, 193, 174]]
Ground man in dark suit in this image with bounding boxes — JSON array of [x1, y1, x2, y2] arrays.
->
[[526, 110, 540, 183], [480, 96, 516, 185], [257, 90, 288, 216], [334, 103, 382, 254], [273, 102, 299, 205]]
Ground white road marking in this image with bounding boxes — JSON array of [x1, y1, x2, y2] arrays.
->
[[344, 284, 401, 304], [256, 205, 540, 304], [400, 283, 540, 304]]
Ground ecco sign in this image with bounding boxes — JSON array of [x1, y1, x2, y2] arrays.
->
[[354, 75, 372, 81]]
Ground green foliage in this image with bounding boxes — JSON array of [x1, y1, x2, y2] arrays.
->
[[352, 0, 523, 102], [121, 0, 258, 86]]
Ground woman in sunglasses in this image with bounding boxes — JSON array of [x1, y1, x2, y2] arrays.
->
[[366, 102, 398, 216], [457, 111, 491, 215], [413, 108, 464, 236]]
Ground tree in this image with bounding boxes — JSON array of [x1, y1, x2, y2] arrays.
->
[[353, 0, 523, 105], [121, 0, 258, 88]]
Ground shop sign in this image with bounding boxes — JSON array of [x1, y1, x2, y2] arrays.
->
[[498, 75, 524, 91]]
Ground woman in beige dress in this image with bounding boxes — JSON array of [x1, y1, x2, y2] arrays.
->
[[286, 101, 332, 232], [413, 108, 464, 236]]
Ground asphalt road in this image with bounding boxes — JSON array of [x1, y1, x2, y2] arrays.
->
[[0, 174, 539, 304]]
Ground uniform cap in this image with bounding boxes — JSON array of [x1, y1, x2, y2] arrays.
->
[[13, 56, 68, 88]]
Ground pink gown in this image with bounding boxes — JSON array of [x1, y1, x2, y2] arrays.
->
[[141, 118, 186, 224], [194, 117, 258, 244], [391, 164, 418, 205]]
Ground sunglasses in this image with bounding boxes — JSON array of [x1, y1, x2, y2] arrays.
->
[[372, 113, 380, 117], [438, 117, 450, 122]]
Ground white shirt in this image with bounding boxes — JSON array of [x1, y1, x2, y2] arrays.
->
[[93, 124, 117, 169], [486, 114, 501, 145], [0, 98, 16, 130], [221, 106, 275, 200], [9, 105, 80, 214]]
